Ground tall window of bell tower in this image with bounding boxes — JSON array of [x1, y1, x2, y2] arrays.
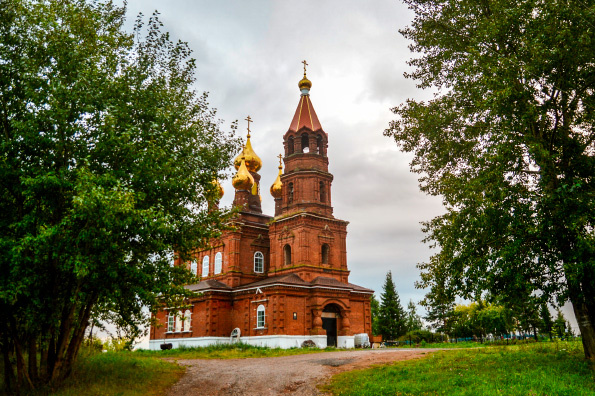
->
[[321, 243, 330, 264], [319, 181, 326, 203], [287, 136, 294, 155], [283, 244, 292, 265], [301, 133, 309, 153], [288, 182, 294, 204], [317, 135, 323, 154]]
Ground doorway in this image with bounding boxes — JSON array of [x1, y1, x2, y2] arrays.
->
[[322, 304, 340, 347]]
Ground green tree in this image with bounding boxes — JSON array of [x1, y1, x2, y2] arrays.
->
[[378, 271, 406, 340], [554, 310, 568, 339], [539, 303, 554, 340], [386, 0, 595, 361], [405, 299, 423, 332], [370, 294, 381, 336], [0, 0, 239, 391]]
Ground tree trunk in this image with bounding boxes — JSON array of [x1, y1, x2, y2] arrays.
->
[[28, 337, 38, 384], [571, 299, 595, 362]]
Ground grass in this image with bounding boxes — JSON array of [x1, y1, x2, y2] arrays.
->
[[133, 342, 338, 359], [395, 341, 489, 349], [322, 341, 595, 396], [11, 348, 184, 396]]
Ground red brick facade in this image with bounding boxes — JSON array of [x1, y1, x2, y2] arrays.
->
[[150, 74, 373, 349]]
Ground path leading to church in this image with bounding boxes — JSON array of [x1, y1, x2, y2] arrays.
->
[[166, 348, 437, 396]]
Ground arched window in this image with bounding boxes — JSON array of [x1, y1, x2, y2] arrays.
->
[[317, 135, 323, 155], [214, 252, 222, 274], [190, 260, 197, 275], [301, 133, 309, 153], [283, 244, 292, 266], [256, 305, 266, 328], [287, 136, 294, 155], [321, 243, 330, 264], [167, 311, 175, 332], [183, 309, 192, 332], [175, 311, 182, 332], [319, 181, 326, 203], [254, 251, 264, 273], [288, 182, 294, 204], [202, 255, 209, 277]]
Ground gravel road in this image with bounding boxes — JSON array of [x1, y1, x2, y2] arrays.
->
[[166, 348, 435, 396]]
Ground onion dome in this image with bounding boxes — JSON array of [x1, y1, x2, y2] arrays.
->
[[232, 156, 254, 190], [233, 128, 262, 173], [212, 179, 224, 199], [270, 155, 283, 198], [298, 74, 312, 95]]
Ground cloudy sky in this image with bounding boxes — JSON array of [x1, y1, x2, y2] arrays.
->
[[115, 0, 577, 335]]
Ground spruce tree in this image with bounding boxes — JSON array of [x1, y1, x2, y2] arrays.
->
[[378, 271, 406, 340], [370, 295, 381, 336]]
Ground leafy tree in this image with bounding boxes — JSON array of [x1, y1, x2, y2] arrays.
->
[[420, 279, 455, 334], [0, 0, 238, 391], [405, 299, 423, 332], [386, 0, 595, 361], [370, 294, 381, 336], [378, 271, 406, 340], [539, 303, 554, 340], [554, 310, 568, 339]]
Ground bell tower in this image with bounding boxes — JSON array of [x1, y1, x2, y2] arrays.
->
[[268, 63, 349, 283]]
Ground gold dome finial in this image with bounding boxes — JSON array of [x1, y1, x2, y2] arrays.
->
[[270, 154, 283, 198], [298, 60, 312, 95], [232, 156, 255, 190], [233, 115, 262, 172], [212, 179, 224, 199]]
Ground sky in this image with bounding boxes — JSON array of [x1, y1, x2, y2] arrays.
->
[[113, 0, 578, 343]]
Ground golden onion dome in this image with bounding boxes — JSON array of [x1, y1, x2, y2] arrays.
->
[[298, 74, 312, 94], [270, 155, 283, 198], [212, 179, 224, 200], [232, 156, 254, 190], [233, 133, 262, 173]]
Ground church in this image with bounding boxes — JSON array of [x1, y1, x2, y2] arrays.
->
[[149, 66, 373, 349]]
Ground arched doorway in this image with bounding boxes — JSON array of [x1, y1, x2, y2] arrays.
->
[[322, 304, 341, 347]]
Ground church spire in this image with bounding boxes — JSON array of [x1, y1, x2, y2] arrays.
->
[[289, 63, 322, 133], [234, 116, 262, 173]]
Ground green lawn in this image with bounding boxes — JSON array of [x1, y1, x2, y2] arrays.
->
[[322, 341, 595, 396], [133, 342, 339, 359]]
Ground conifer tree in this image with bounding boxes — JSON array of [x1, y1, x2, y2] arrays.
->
[[539, 303, 554, 340], [406, 300, 423, 332], [370, 295, 381, 336], [378, 271, 406, 340]]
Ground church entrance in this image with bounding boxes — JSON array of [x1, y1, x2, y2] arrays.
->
[[322, 304, 340, 347]]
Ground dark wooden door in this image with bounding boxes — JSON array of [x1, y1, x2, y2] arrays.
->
[[322, 317, 337, 347]]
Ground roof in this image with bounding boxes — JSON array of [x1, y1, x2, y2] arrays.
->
[[288, 95, 322, 132], [185, 279, 231, 292]]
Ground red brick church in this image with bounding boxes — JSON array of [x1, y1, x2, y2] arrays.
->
[[150, 67, 373, 349]]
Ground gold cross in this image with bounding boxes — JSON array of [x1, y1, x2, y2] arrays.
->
[[278, 153, 283, 166], [245, 115, 253, 137], [302, 60, 308, 75]]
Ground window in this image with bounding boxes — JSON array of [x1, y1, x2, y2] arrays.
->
[[214, 252, 222, 274], [321, 243, 330, 264], [183, 310, 192, 332], [301, 133, 309, 153], [317, 135, 323, 154], [175, 311, 182, 332], [287, 136, 294, 155], [202, 255, 209, 277], [167, 312, 175, 332], [190, 260, 197, 275], [288, 182, 294, 204], [256, 305, 265, 328], [254, 251, 264, 273], [319, 181, 326, 203], [283, 244, 291, 266]]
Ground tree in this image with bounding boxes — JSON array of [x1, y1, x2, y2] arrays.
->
[[370, 294, 381, 336], [539, 303, 554, 340], [386, 0, 595, 361], [378, 271, 406, 340], [554, 310, 568, 339], [0, 0, 239, 391], [405, 299, 423, 332]]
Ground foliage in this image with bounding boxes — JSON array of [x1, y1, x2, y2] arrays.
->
[[405, 299, 423, 332], [323, 341, 595, 396], [369, 295, 381, 336], [385, 0, 595, 360], [399, 329, 442, 344], [539, 303, 554, 340], [378, 271, 406, 340], [0, 0, 239, 391]]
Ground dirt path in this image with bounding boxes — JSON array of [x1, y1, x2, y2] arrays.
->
[[166, 348, 437, 396]]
